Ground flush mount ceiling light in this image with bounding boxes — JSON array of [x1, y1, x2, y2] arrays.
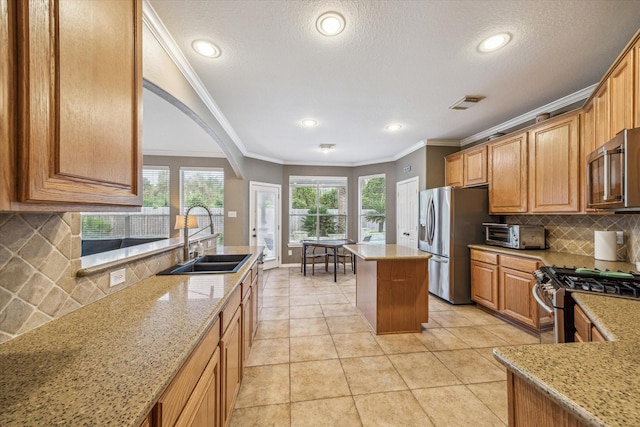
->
[[316, 12, 346, 36], [320, 144, 335, 153], [192, 40, 221, 58], [448, 96, 484, 110], [301, 119, 318, 127], [478, 33, 511, 53], [385, 123, 403, 132]]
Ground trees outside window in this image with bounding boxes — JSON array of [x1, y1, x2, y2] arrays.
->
[[359, 174, 386, 243], [289, 177, 347, 242]]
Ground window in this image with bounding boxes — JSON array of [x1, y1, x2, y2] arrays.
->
[[289, 176, 347, 243], [358, 174, 386, 243], [81, 167, 170, 255], [180, 167, 224, 241]]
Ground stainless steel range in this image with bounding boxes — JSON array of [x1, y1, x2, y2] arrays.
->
[[532, 266, 640, 343]]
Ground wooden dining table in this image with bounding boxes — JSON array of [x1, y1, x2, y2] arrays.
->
[[302, 239, 355, 282]]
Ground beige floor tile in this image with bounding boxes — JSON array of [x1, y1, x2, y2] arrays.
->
[[413, 328, 471, 351], [354, 390, 434, 427], [321, 303, 357, 317], [374, 333, 429, 354], [289, 317, 330, 337], [246, 338, 290, 366], [235, 364, 290, 408], [482, 323, 541, 345], [264, 280, 291, 289], [475, 347, 507, 371], [433, 349, 506, 384], [291, 397, 361, 427], [290, 294, 320, 306], [316, 293, 350, 305], [262, 295, 290, 308], [229, 403, 291, 427], [289, 285, 317, 296], [290, 359, 351, 402], [290, 335, 338, 362], [428, 298, 452, 312], [412, 385, 505, 426], [313, 284, 342, 294], [260, 306, 290, 320], [263, 287, 290, 297], [332, 332, 385, 358], [388, 352, 461, 389], [255, 319, 290, 339], [457, 308, 506, 325], [429, 311, 476, 327], [289, 304, 324, 319], [341, 355, 407, 395], [326, 315, 371, 334], [467, 381, 509, 424], [446, 326, 511, 348], [420, 317, 443, 329]]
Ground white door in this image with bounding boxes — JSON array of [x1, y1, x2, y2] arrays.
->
[[250, 182, 280, 270], [396, 177, 419, 248]]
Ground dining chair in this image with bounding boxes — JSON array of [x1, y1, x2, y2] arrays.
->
[[300, 245, 328, 275], [328, 247, 354, 274]]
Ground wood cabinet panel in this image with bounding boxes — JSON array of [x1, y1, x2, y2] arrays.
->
[[499, 254, 538, 273], [528, 114, 580, 213], [463, 145, 488, 187], [573, 305, 591, 342], [13, 0, 142, 207], [488, 132, 528, 213], [174, 347, 221, 427], [500, 267, 538, 329], [220, 288, 241, 335], [591, 326, 607, 342], [220, 307, 242, 427], [471, 260, 499, 310], [593, 81, 610, 149], [445, 153, 464, 187], [471, 248, 498, 264], [241, 285, 252, 375], [251, 274, 259, 338], [609, 49, 634, 138]]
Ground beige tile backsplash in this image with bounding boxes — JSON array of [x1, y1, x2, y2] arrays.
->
[[2, 211, 640, 343], [0, 213, 180, 343]]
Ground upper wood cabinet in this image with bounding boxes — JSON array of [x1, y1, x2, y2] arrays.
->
[[528, 113, 580, 213], [609, 47, 635, 138], [1, 0, 142, 211], [444, 145, 488, 188], [444, 152, 464, 187], [488, 132, 528, 214]]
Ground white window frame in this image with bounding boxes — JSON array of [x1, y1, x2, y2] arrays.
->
[[358, 173, 386, 243]]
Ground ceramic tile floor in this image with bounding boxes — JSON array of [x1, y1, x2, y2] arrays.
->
[[230, 267, 540, 426]]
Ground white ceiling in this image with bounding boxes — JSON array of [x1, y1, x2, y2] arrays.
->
[[143, 0, 640, 166]]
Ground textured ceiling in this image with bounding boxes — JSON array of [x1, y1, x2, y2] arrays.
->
[[144, 0, 640, 166]]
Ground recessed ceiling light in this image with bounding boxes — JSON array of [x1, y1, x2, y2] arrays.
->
[[320, 144, 335, 153], [385, 123, 403, 131], [316, 12, 345, 36], [192, 40, 221, 58], [478, 33, 511, 53], [301, 119, 318, 127]]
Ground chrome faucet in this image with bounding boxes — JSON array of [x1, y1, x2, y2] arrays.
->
[[182, 203, 215, 262]]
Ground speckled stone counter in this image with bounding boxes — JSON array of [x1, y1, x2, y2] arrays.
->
[[344, 243, 432, 261], [494, 291, 640, 426], [0, 246, 262, 427]]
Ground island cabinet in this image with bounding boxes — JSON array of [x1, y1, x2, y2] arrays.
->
[[444, 145, 488, 188], [527, 113, 580, 213], [573, 305, 608, 343], [488, 131, 528, 214], [507, 371, 588, 427], [0, 0, 143, 211]]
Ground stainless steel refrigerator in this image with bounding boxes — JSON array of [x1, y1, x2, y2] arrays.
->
[[418, 186, 493, 304]]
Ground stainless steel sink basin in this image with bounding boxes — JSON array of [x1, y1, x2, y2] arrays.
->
[[157, 253, 251, 275]]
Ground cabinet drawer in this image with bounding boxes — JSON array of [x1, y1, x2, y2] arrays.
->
[[156, 318, 220, 427], [241, 274, 252, 299], [591, 325, 607, 342], [574, 305, 591, 342], [470, 249, 497, 264], [251, 261, 258, 282], [220, 287, 241, 335], [499, 255, 538, 272]]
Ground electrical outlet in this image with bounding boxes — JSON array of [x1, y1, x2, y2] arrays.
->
[[616, 231, 624, 244], [288, 250, 292, 256], [110, 268, 126, 287]]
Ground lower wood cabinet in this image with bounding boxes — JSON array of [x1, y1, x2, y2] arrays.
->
[[220, 305, 242, 427], [574, 305, 608, 343], [174, 348, 221, 427], [470, 250, 499, 310]]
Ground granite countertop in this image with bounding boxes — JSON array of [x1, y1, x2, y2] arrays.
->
[[494, 290, 640, 426], [0, 246, 262, 427], [343, 244, 432, 261]]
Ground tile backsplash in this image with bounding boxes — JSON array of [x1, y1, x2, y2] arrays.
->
[[0, 213, 179, 343]]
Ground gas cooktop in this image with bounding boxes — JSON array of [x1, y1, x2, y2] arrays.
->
[[537, 266, 640, 299]]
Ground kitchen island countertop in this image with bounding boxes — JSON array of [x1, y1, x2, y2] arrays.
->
[[343, 243, 432, 261], [0, 246, 263, 427]]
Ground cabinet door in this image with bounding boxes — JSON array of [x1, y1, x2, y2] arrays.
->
[[175, 347, 221, 427], [251, 274, 259, 338], [593, 81, 610, 149], [609, 49, 634, 138], [471, 260, 499, 310], [241, 288, 252, 375], [15, 0, 142, 207], [220, 307, 242, 427], [499, 267, 538, 328], [488, 132, 528, 213], [445, 153, 464, 187], [463, 145, 488, 187], [528, 113, 580, 213]]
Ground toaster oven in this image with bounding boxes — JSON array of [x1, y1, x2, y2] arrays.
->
[[483, 223, 545, 249]]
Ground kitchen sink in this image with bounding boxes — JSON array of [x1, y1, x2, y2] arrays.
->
[[157, 253, 251, 275]]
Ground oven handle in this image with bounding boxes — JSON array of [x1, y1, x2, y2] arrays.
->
[[532, 284, 553, 314]]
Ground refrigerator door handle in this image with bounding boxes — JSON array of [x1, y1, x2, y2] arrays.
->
[[427, 196, 436, 245], [430, 256, 448, 263]]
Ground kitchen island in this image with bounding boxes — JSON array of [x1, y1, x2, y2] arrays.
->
[[343, 244, 431, 334]]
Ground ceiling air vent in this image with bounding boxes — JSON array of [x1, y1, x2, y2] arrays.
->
[[449, 96, 484, 110]]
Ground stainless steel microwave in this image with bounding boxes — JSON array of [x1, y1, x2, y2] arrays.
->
[[483, 223, 546, 250], [587, 128, 640, 211]]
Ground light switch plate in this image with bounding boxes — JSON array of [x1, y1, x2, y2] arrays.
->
[[228, 211, 237, 218], [110, 268, 126, 287]]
